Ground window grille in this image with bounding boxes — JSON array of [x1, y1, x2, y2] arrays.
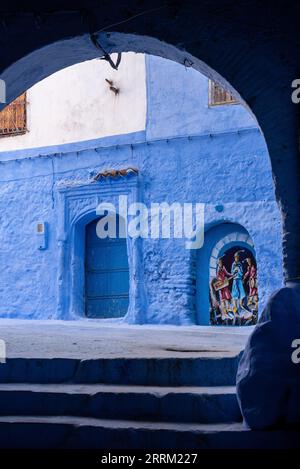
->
[[209, 80, 237, 106], [0, 93, 27, 137]]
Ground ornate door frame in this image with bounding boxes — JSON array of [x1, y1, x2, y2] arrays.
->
[[56, 177, 146, 322]]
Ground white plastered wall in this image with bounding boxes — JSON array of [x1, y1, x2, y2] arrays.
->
[[0, 52, 146, 151]]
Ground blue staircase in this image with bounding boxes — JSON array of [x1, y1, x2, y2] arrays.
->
[[0, 355, 298, 448]]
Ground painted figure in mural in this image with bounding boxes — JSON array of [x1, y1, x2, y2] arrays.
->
[[244, 257, 258, 312], [209, 247, 258, 325], [230, 251, 249, 317], [215, 257, 232, 320], [209, 279, 221, 324]]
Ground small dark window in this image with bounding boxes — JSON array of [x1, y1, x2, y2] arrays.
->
[[0, 93, 27, 137], [209, 80, 238, 106]]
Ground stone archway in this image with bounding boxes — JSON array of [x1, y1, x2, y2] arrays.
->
[[0, 1, 299, 295]]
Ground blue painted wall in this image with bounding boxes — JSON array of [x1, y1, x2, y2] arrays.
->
[[0, 56, 283, 323], [145, 55, 255, 141]]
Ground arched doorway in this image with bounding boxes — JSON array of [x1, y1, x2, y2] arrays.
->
[[85, 215, 129, 318], [197, 223, 258, 326]]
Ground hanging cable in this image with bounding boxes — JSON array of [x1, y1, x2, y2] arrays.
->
[[90, 32, 122, 70]]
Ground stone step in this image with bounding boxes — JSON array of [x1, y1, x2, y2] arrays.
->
[[0, 383, 241, 424], [0, 416, 299, 449], [0, 355, 240, 386]]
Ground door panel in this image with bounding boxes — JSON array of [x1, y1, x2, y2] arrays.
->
[[86, 243, 129, 271], [86, 270, 130, 297], [85, 217, 129, 318], [86, 297, 129, 319]]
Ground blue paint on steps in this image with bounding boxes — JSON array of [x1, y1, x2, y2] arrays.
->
[[0, 384, 241, 424], [0, 417, 299, 449], [0, 355, 241, 386], [1, 354, 299, 449]]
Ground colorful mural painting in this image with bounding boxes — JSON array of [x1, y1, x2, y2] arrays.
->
[[210, 246, 258, 325]]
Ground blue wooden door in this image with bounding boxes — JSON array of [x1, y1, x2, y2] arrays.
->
[[85, 217, 129, 318]]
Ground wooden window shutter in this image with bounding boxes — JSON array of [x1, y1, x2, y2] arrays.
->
[[209, 80, 237, 106], [0, 93, 27, 137]]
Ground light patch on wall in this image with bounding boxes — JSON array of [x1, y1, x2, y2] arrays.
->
[[0, 53, 147, 152]]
